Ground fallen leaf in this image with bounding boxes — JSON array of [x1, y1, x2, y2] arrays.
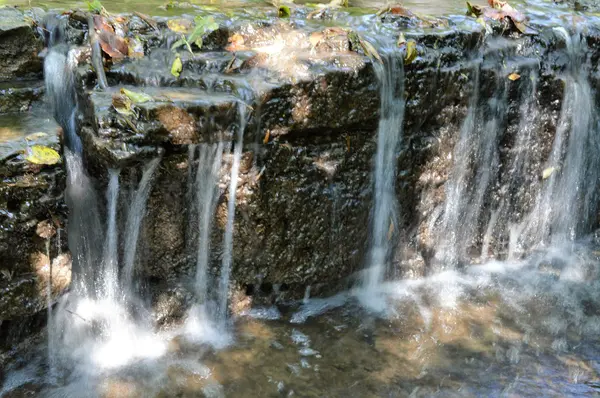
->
[[94, 17, 129, 60], [127, 36, 144, 58], [112, 94, 134, 116], [404, 40, 417, 64], [121, 88, 153, 103], [309, 32, 323, 47], [390, 5, 416, 17], [263, 130, 271, 144], [227, 33, 245, 51], [387, 220, 395, 241], [508, 72, 520, 81], [397, 32, 406, 47], [25, 132, 49, 141], [542, 167, 557, 179], [171, 56, 183, 77], [349, 31, 382, 64], [279, 5, 291, 18], [24, 145, 61, 165], [36, 220, 56, 239], [167, 18, 192, 34]]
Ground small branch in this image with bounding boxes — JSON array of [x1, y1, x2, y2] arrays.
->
[[87, 15, 109, 91], [65, 308, 89, 323], [134, 12, 159, 33]]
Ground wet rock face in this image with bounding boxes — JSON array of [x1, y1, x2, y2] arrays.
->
[[0, 7, 43, 80], [0, 8, 69, 349], [62, 8, 600, 302]]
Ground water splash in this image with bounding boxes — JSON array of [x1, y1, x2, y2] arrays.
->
[[360, 55, 405, 310]]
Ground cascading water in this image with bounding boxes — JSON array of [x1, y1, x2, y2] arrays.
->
[[101, 169, 120, 301], [217, 103, 246, 323], [433, 67, 506, 269], [7, 7, 600, 398], [518, 29, 600, 249], [121, 157, 161, 292], [360, 54, 405, 308], [194, 143, 224, 303]]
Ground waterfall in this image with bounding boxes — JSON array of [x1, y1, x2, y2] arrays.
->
[[519, 29, 600, 247], [217, 103, 246, 323], [122, 158, 161, 292], [433, 68, 506, 269], [102, 169, 120, 301], [360, 55, 405, 308], [194, 143, 224, 302]]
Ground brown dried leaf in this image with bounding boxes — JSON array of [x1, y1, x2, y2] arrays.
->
[[309, 31, 323, 47], [226, 33, 245, 51], [36, 220, 56, 239], [508, 72, 520, 81], [263, 130, 271, 144]]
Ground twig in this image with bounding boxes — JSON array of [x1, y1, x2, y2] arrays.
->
[[134, 11, 159, 32], [87, 15, 109, 90], [65, 308, 89, 323]]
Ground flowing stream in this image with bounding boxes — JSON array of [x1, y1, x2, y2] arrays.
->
[[3, 8, 600, 398]]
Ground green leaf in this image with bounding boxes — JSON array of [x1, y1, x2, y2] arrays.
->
[[24, 145, 61, 165], [171, 37, 186, 51], [87, 0, 103, 13], [187, 16, 219, 50], [171, 56, 183, 77], [121, 88, 153, 103], [279, 5, 291, 17], [404, 40, 417, 65]]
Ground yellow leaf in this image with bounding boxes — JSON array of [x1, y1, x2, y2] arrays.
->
[[171, 56, 183, 77], [121, 88, 153, 103], [508, 72, 520, 81], [404, 40, 417, 65], [263, 130, 270, 144], [167, 19, 192, 33], [25, 145, 61, 165], [542, 167, 556, 179]]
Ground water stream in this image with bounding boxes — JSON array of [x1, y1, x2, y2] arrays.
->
[[360, 54, 405, 309], [4, 6, 600, 398]]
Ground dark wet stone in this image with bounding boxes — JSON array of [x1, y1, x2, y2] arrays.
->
[[0, 7, 43, 80]]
